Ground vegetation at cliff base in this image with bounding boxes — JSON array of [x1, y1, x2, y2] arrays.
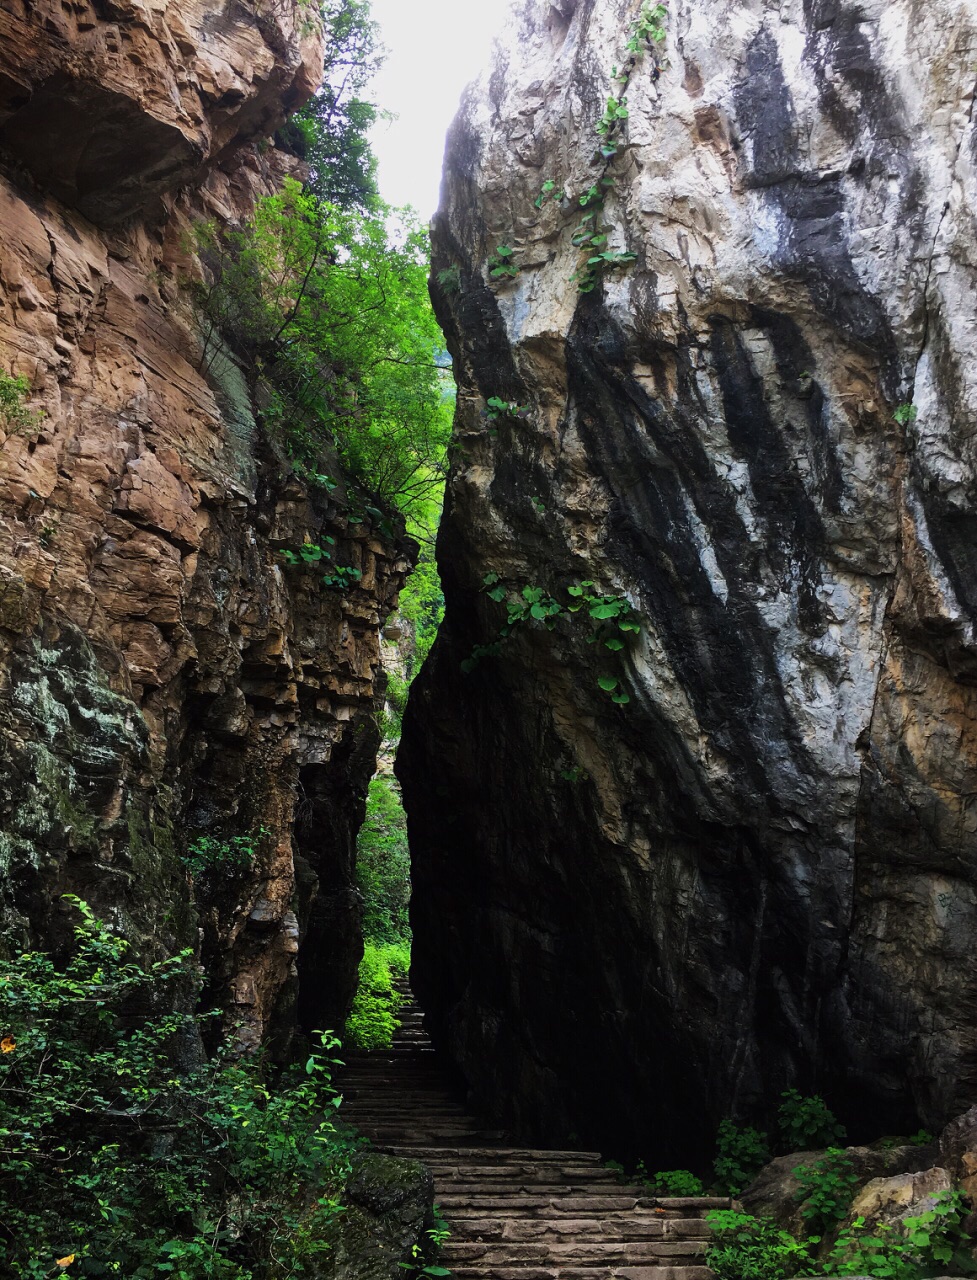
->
[[0, 899, 358, 1278], [344, 777, 413, 1050]]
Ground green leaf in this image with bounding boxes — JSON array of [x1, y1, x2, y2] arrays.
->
[[605, 638, 625, 651], [598, 675, 619, 692], [612, 692, 631, 705], [483, 572, 500, 585]]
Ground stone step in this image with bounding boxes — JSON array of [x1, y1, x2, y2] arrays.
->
[[446, 1207, 707, 1223], [425, 1166, 620, 1182], [436, 1196, 683, 1214], [387, 1147, 606, 1163], [448, 1218, 711, 1243], [443, 1242, 706, 1264], [341, 1103, 473, 1114], [435, 1182, 650, 1192], [446, 1267, 713, 1280]]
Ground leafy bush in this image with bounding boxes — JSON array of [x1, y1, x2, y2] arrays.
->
[[827, 1190, 975, 1278], [713, 1120, 771, 1195], [357, 779, 412, 947], [794, 1147, 860, 1229], [344, 941, 409, 1050], [705, 1210, 818, 1280], [0, 897, 357, 1278], [183, 828, 266, 880], [0, 369, 44, 437], [778, 1088, 846, 1152], [641, 1167, 706, 1196]]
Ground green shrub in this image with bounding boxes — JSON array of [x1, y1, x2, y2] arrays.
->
[[639, 1167, 705, 1196], [778, 1088, 846, 1151], [827, 1190, 975, 1278], [794, 1147, 860, 1229], [344, 941, 408, 1050], [0, 897, 357, 1278], [713, 1120, 770, 1195], [183, 828, 266, 880], [0, 369, 44, 437], [704, 1210, 818, 1280]]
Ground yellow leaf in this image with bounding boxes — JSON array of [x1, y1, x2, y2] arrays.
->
[[0, 1036, 15, 1054], [56, 1256, 76, 1268]]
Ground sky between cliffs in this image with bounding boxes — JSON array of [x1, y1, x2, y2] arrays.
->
[[368, 0, 514, 217]]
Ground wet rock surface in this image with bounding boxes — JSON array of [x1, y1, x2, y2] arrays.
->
[[326, 1151, 435, 1280], [400, 0, 977, 1165], [0, 1, 413, 1049]]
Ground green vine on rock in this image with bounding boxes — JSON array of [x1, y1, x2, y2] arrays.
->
[[463, 574, 640, 705], [278, 537, 363, 591], [487, 243, 520, 280], [0, 368, 45, 444], [482, 396, 532, 422], [553, 1, 669, 293]]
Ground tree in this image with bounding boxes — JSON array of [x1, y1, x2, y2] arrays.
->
[[277, 0, 384, 211]]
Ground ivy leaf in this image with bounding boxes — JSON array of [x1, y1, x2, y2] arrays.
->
[[605, 638, 625, 651], [530, 604, 548, 620], [598, 675, 619, 692], [483, 572, 500, 585], [612, 692, 631, 705]]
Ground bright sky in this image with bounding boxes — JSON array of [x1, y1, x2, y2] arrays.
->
[[367, 0, 514, 218]]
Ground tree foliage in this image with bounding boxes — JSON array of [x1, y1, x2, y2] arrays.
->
[[194, 181, 451, 521], [277, 0, 384, 211], [356, 777, 412, 947]]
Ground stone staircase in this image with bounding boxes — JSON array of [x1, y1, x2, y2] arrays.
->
[[339, 979, 722, 1280]]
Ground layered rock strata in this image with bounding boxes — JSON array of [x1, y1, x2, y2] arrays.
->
[[0, 0, 412, 1049], [400, 0, 977, 1164]]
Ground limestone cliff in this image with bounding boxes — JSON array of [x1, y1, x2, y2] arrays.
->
[[0, 0, 413, 1049], [400, 0, 977, 1164]]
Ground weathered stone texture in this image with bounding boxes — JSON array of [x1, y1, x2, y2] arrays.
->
[[400, 0, 977, 1164], [0, 0, 412, 1050]]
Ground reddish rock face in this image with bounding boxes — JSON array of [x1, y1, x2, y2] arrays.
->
[[0, 1, 411, 1051]]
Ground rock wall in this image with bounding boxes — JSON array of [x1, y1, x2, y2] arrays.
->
[[0, 0, 413, 1050], [399, 0, 977, 1165]]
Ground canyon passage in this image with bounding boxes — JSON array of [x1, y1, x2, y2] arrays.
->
[[1, 0, 977, 1277]]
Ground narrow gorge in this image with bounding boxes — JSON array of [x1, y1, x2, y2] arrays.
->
[[1, 0, 977, 1276]]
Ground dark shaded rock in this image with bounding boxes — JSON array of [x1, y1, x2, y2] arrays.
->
[[324, 1152, 434, 1280], [400, 0, 977, 1168]]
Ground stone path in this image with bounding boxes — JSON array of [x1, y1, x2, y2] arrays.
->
[[339, 980, 722, 1280]]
